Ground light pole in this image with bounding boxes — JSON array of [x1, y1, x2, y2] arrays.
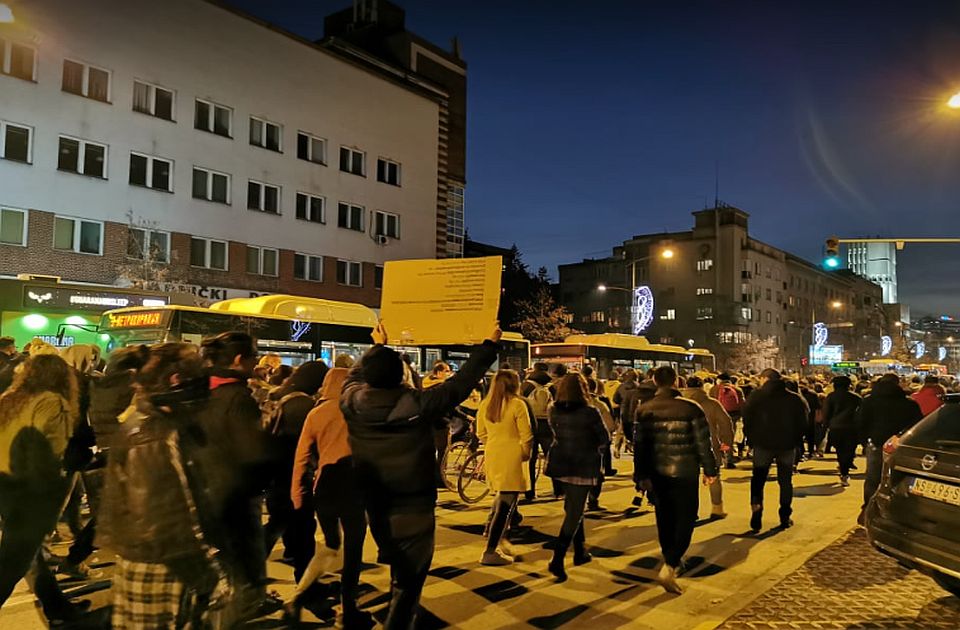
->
[[598, 247, 675, 335]]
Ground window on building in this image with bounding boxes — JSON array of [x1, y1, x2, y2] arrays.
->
[[127, 227, 169, 263], [660, 309, 676, 320], [194, 99, 232, 137], [53, 216, 102, 254], [246, 245, 278, 276], [766, 311, 772, 323], [62, 60, 110, 102], [132, 80, 174, 121], [590, 311, 606, 323], [339, 147, 365, 176], [374, 211, 400, 239], [190, 237, 227, 270], [337, 203, 364, 232], [294, 253, 323, 282], [0, 207, 27, 246], [1, 39, 36, 81], [741, 307, 753, 320], [696, 259, 714, 271], [374, 265, 384, 289], [696, 287, 714, 295], [755, 309, 762, 322], [337, 260, 363, 287], [249, 116, 281, 151], [57, 136, 106, 178], [192, 167, 230, 204], [296, 193, 325, 224], [446, 185, 465, 257], [766, 288, 772, 301], [376, 158, 401, 186], [247, 180, 280, 214], [296, 132, 326, 164], [129, 152, 172, 191], [0, 121, 31, 163], [696, 306, 714, 320]]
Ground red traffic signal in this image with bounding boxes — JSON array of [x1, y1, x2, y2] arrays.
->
[[800, 357, 809, 366]]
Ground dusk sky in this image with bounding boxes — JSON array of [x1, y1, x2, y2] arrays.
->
[[227, 0, 960, 317]]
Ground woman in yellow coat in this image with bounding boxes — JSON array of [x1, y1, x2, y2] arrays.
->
[[476, 369, 533, 566]]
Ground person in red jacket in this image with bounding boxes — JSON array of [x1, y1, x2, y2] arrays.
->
[[912, 375, 946, 417]]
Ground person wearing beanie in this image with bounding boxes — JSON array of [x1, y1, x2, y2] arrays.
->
[[263, 360, 328, 584], [341, 321, 501, 630]]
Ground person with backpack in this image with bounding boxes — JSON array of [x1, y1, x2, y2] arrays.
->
[[522, 362, 555, 501], [263, 361, 328, 583], [710, 373, 744, 467], [613, 370, 642, 449]]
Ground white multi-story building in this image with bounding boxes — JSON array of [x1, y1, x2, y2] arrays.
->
[[848, 241, 897, 304], [0, 0, 461, 306]]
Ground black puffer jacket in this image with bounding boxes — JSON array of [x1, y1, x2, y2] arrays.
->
[[857, 379, 923, 446], [341, 341, 498, 512], [544, 402, 608, 481], [742, 379, 808, 452], [633, 388, 718, 480], [98, 383, 218, 582], [822, 390, 861, 431], [88, 369, 137, 450]]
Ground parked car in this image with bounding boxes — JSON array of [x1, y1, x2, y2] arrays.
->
[[866, 393, 960, 597]]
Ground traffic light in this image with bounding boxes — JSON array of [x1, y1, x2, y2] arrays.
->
[[800, 357, 809, 367], [823, 237, 841, 269]]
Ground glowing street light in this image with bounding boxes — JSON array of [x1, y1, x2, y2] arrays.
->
[[831, 300, 843, 309], [949, 91, 960, 109], [597, 284, 607, 292], [661, 248, 675, 259], [0, 4, 13, 23]]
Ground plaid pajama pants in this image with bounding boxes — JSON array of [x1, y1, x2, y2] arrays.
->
[[112, 559, 186, 628]]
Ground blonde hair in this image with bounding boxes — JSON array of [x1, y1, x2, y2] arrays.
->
[[483, 369, 520, 423]]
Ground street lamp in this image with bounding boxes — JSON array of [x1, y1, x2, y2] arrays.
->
[[831, 300, 843, 309], [949, 91, 960, 109], [661, 248, 675, 260], [0, 3, 13, 23]]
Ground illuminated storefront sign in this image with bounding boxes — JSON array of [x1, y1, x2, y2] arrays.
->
[[22, 285, 169, 311], [1, 312, 96, 350], [809, 344, 843, 365]]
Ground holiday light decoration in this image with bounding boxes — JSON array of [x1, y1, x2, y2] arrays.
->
[[914, 342, 926, 359], [631, 285, 655, 335], [938, 346, 948, 362], [290, 320, 312, 342], [880, 335, 892, 357], [813, 322, 828, 348]]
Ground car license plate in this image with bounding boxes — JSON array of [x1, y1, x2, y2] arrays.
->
[[910, 477, 960, 506]]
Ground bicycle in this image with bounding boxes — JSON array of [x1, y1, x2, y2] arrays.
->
[[441, 409, 479, 492], [457, 448, 491, 504]]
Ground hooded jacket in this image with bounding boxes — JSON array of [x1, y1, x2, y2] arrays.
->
[[742, 379, 809, 452], [912, 384, 946, 418], [544, 401, 608, 482], [634, 388, 718, 480], [822, 389, 862, 431], [291, 368, 351, 510], [0, 391, 72, 475], [340, 340, 498, 512], [681, 387, 734, 461], [858, 378, 924, 446], [87, 369, 137, 451]]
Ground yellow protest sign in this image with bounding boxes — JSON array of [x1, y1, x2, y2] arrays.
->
[[380, 256, 502, 345]]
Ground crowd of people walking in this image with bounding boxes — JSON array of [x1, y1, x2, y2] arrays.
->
[[0, 327, 949, 628]]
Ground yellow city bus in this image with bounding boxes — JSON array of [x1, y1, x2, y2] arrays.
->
[[532, 333, 716, 379], [99, 294, 531, 372]]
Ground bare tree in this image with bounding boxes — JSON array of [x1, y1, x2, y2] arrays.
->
[[516, 285, 579, 343], [720, 336, 781, 373], [116, 211, 187, 291]]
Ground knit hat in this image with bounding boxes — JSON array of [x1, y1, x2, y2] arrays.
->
[[289, 361, 328, 395], [362, 345, 404, 389]]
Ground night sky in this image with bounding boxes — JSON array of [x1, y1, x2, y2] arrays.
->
[[225, 0, 960, 317]]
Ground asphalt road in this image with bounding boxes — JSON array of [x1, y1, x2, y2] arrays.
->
[[2, 453, 957, 628]]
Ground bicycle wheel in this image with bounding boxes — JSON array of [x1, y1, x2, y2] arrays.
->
[[442, 441, 472, 491], [458, 451, 491, 504]]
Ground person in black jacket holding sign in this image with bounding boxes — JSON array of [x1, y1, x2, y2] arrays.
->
[[340, 321, 500, 630]]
